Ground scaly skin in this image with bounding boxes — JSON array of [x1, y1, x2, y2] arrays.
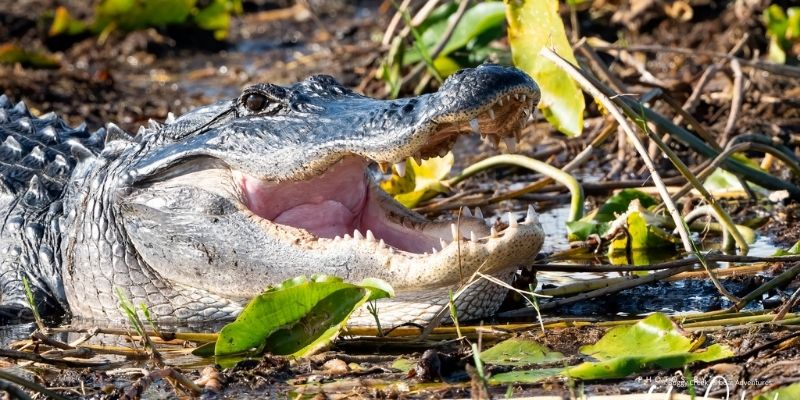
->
[[0, 64, 543, 327]]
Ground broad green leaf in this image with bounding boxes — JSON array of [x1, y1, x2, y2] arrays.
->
[[380, 153, 454, 208], [566, 220, 602, 242], [358, 277, 396, 300], [194, 0, 242, 40], [567, 190, 655, 241], [213, 275, 393, 367], [480, 337, 564, 366], [580, 313, 691, 359], [405, 2, 507, 65], [506, 0, 584, 136], [489, 367, 564, 384], [567, 344, 732, 380], [390, 357, 415, 373], [566, 313, 733, 380], [595, 189, 657, 223], [704, 168, 744, 192], [754, 382, 800, 400], [773, 240, 800, 256], [608, 212, 679, 265]]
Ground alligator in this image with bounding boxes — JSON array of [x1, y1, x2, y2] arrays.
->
[[0, 64, 544, 328]]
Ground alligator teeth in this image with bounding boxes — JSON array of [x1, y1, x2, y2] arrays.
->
[[497, 98, 504, 107], [470, 231, 477, 242], [521, 94, 527, 102], [488, 108, 496, 120], [334, 235, 341, 241], [508, 212, 518, 228], [514, 93, 520, 101], [461, 206, 472, 218], [379, 239, 386, 248], [473, 207, 484, 219], [378, 162, 390, 174], [503, 137, 517, 153], [394, 162, 406, 177], [366, 230, 375, 241], [440, 238, 448, 250], [353, 229, 363, 240], [525, 204, 539, 224], [469, 118, 480, 134], [431, 247, 438, 254], [450, 223, 459, 241], [165, 112, 176, 124], [344, 233, 351, 239], [490, 227, 499, 238], [412, 155, 422, 166]]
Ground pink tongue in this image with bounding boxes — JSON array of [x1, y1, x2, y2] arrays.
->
[[273, 200, 355, 238]]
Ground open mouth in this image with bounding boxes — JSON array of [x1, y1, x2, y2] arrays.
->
[[237, 88, 540, 256]]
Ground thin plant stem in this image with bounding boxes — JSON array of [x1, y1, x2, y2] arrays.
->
[[446, 154, 585, 221], [539, 47, 694, 252]]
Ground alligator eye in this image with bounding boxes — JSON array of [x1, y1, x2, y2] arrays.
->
[[244, 93, 267, 112]]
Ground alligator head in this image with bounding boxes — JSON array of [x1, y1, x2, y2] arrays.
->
[[63, 64, 544, 325]]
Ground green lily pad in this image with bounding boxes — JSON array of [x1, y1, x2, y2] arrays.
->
[[567, 189, 655, 241], [390, 357, 415, 373], [608, 211, 679, 265], [210, 275, 393, 367], [773, 240, 800, 256], [565, 313, 733, 380], [754, 382, 800, 400], [480, 337, 564, 366], [489, 367, 564, 384], [595, 189, 657, 223], [506, 0, 584, 136]]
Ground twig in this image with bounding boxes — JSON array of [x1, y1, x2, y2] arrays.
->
[[491, 121, 617, 204], [532, 253, 800, 273], [729, 262, 800, 312], [546, 46, 751, 254], [0, 370, 69, 400], [665, 141, 800, 210], [774, 285, 800, 322], [381, 0, 412, 46], [0, 348, 109, 368], [400, 0, 470, 90], [726, 331, 800, 362], [538, 264, 695, 311], [721, 58, 744, 146], [539, 46, 695, 253], [592, 44, 800, 79]]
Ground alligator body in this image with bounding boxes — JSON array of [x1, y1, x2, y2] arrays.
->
[[0, 65, 543, 328]]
